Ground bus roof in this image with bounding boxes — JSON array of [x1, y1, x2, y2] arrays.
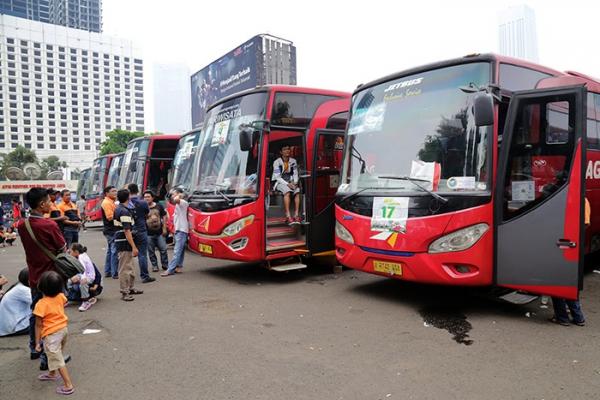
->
[[352, 53, 565, 95], [206, 84, 351, 114]]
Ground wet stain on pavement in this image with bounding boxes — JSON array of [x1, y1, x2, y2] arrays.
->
[[420, 307, 473, 345]]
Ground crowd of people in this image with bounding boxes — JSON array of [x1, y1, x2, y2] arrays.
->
[[0, 181, 587, 396], [0, 184, 189, 395]]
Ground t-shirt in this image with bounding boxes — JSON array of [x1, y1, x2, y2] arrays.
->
[[101, 197, 117, 235], [147, 203, 167, 236], [0, 283, 31, 336], [114, 204, 134, 252], [129, 196, 149, 235], [57, 201, 80, 232], [173, 199, 189, 233], [17, 216, 66, 288], [33, 293, 68, 338], [76, 199, 86, 215]]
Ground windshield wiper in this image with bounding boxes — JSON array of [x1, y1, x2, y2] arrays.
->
[[351, 145, 367, 174], [338, 186, 405, 203], [192, 188, 232, 202], [378, 175, 449, 204]]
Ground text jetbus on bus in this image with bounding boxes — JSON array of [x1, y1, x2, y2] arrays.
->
[[335, 53, 600, 300]]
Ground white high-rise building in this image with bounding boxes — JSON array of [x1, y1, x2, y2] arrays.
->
[[498, 5, 539, 63], [153, 63, 191, 134], [0, 14, 144, 170]]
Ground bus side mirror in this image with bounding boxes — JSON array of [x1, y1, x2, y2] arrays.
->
[[239, 127, 254, 152], [473, 94, 494, 126]]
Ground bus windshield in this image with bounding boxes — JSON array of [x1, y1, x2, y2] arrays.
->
[[194, 92, 267, 196], [77, 168, 91, 197], [340, 62, 492, 195], [106, 154, 124, 188], [88, 157, 109, 198], [120, 139, 150, 188], [172, 131, 202, 191]]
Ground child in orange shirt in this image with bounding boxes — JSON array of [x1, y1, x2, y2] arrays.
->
[[33, 271, 74, 395]]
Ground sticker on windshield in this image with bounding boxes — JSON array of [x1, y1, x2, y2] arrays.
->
[[383, 77, 424, 102], [348, 102, 386, 135], [447, 176, 476, 190], [410, 160, 440, 191], [511, 181, 535, 201], [371, 197, 409, 233], [211, 119, 231, 147]]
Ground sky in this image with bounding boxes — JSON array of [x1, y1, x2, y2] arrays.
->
[[102, 0, 600, 130]]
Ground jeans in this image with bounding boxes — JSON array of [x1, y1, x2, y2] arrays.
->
[[103, 232, 118, 277], [148, 234, 169, 270], [552, 297, 585, 324], [29, 288, 47, 365], [134, 233, 150, 280], [63, 230, 79, 248], [167, 231, 188, 274]]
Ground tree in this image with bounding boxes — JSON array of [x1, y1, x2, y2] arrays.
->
[[0, 145, 39, 179], [40, 155, 68, 179], [99, 129, 146, 155]]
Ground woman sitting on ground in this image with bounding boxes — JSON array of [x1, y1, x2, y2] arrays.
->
[[0, 268, 32, 336]]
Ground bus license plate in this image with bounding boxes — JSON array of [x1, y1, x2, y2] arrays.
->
[[373, 260, 403, 276], [198, 243, 213, 254]]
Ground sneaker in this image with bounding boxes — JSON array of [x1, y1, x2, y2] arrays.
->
[[142, 277, 156, 284], [104, 273, 112, 278], [293, 216, 302, 224], [152, 267, 159, 272], [78, 301, 92, 312], [285, 216, 294, 225], [121, 294, 135, 302], [88, 297, 97, 305]]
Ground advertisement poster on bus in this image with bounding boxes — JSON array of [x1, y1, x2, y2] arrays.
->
[[191, 36, 262, 128]]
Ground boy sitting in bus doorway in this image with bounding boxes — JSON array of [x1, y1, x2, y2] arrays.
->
[[272, 145, 301, 225]]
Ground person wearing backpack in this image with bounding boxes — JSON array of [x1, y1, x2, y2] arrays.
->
[[143, 190, 169, 272], [127, 183, 155, 284], [17, 188, 67, 371]]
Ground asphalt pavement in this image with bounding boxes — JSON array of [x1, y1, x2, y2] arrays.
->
[[1, 226, 599, 400]]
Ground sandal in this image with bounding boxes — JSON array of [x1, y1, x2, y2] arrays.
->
[[161, 272, 175, 277], [38, 372, 61, 381], [549, 317, 570, 326], [129, 288, 144, 295], [56, 386, 75, 395]]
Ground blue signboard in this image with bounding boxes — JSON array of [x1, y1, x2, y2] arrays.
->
[[191, 36, 262, 128]]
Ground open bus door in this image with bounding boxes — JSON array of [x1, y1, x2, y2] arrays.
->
[[495, 86, 586, 300]]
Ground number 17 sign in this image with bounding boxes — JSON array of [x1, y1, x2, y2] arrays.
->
[[371, 197, 409, 233]]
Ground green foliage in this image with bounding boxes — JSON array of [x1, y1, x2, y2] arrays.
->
[[99, 129, 146, 155], [0, 146, 69, 180]]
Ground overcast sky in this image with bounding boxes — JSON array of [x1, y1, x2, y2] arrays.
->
[[103, 0, 600, 130]]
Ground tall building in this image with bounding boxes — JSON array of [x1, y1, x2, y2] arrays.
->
[[153, 63, 191, 134], [0, 0, 101, 32], [49, 0, 102, 33], [0, 14, 144, 170], [191, 34, 297, 127], [498, 5, 539, 62], [0, 0, 49, 22]]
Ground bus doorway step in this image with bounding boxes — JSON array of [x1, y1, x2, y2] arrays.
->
[[267, 256, 308, 272], [498, 291, 539, 305]]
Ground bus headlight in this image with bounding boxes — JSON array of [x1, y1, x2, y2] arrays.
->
[[428, 223, 489, 254], [335, 221, 354, 244], [222, 215, 254, 237]]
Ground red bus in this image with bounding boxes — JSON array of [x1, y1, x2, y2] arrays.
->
[[85, 154, 115, 221], [335, 53, 600, 300], [166, 129, 203, 233], [188, 85, 350, 270], [118, 134, 180, 201]]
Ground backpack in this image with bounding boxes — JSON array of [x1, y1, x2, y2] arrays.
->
[[146, 207, 162, 231], [24, 219, 84, 280]]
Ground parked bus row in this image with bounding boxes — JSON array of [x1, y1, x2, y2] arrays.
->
[[77, 53, 600, 301]]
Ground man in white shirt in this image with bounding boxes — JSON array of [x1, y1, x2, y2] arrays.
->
[[272, 145, 301, 225], [0, 268, 32, 337], [162, 188, 189, 277]]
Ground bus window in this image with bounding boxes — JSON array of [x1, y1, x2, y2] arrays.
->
[[271, 93, 338, 128], [591, 93, 600, 150], [325, 111, 348, 130], [499, 64, 553, 92], [504, 100, 574, 221]]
